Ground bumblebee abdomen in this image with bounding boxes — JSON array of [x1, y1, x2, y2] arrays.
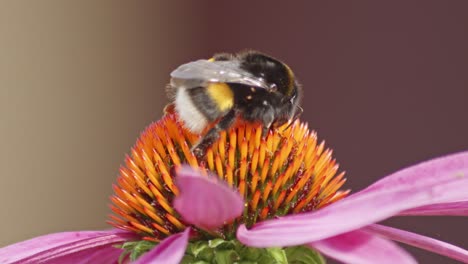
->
[[174, 83, 234, 134], [175, 88, 208, 133]]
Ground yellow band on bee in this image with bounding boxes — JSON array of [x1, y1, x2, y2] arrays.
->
[[207, 83, 234, 112]]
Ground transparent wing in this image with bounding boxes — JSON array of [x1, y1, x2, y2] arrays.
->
[[170, 59, 271, 89]]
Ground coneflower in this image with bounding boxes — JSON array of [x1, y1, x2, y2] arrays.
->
[[109, 113, 347, 262], [1, 113, 467, 264]]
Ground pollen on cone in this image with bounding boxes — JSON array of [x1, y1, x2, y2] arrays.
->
[[108, 113, 348, 241]]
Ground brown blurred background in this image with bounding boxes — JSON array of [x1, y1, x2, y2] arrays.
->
[[1, 1, 467, 263]]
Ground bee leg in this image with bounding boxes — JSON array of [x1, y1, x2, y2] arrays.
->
[[192, 109, 236, 158], [261, 125, 271, 139], [261, 108, 275, 138]]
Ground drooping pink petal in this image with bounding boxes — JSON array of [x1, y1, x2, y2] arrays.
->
[[366, 224, 468, 263], [400, 201, 468, 216], [310, 229, 417, 264], [174, 166, 244, 230], [362, 151, 468, 196], [45, 245, 125, 264], [0, 229, 136, 264], [134, 228, 190, 264], [237, 152, 468, 247]]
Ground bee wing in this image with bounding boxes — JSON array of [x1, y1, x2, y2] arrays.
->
[[170, 60, 271, 89]]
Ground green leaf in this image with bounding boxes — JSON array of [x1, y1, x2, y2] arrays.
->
[[284, 246, 326, 264]]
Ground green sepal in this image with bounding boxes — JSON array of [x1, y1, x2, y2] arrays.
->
[[209, 238, 234, 249], [266, 247, 288, 263], [117, 238, 326, 264], [284, 245, 326, 264], [184, 239, 326, 264], [213, 249, 241, 264], [116, 240, 157, 263]]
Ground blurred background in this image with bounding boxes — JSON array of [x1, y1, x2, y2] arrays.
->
[[1, 1, 467, 263]]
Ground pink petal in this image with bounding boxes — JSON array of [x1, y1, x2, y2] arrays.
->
[[237, 151, 468, 247], [134, 228, 190, 264], [46, 245, 124, 264], [400, 201, 468, 216], [174, 166, 244, 230], [362, 151, 468, 195], [310, 229, 417, 264], [366, 224, 468, 263], [0, 229, 135, 264]]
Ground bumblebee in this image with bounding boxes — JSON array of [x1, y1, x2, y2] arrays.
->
[[168, 50, 302, 158]]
